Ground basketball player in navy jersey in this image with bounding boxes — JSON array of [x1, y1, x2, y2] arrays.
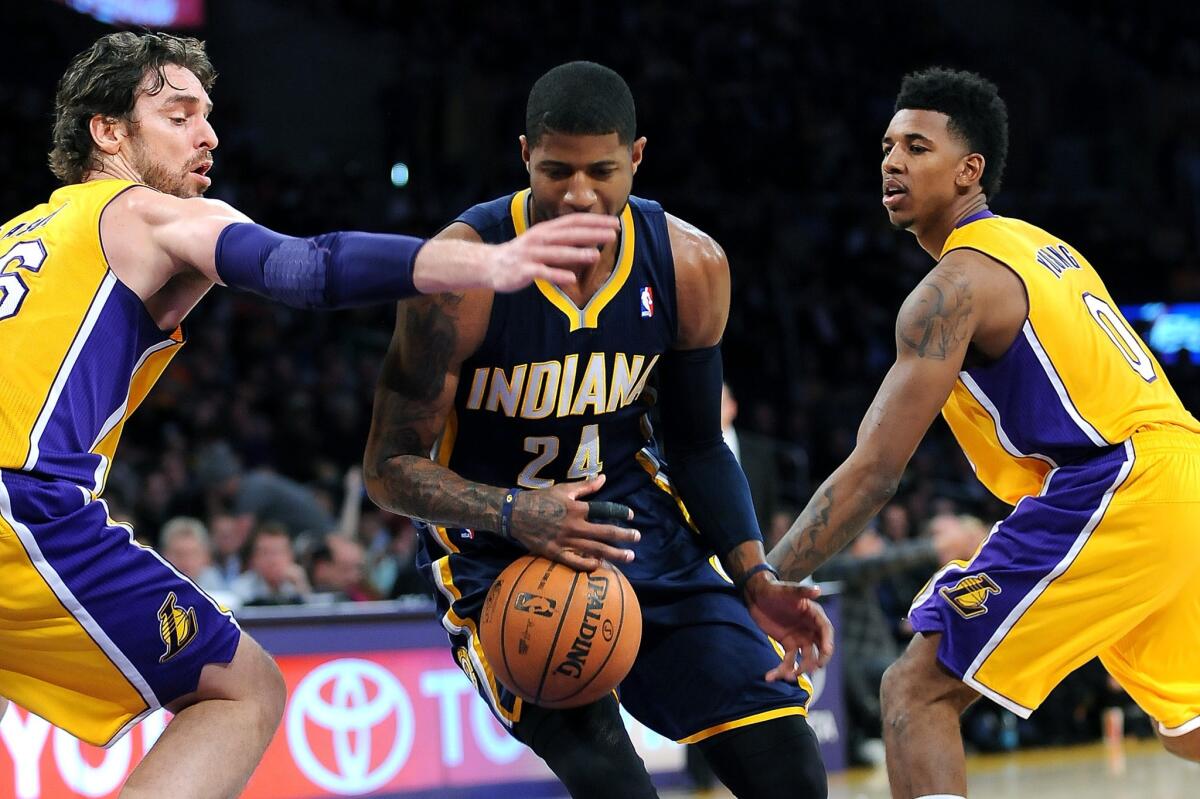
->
[[364, 61, 832, 798]]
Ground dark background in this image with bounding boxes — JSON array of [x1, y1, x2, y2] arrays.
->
[[4, 0, 1200, 540], [6, 0, 1200, 757]]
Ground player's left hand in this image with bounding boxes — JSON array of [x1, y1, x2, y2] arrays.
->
[[744, 576, 835, 682]]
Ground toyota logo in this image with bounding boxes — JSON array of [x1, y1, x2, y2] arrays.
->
[[286, 658, 415, 795]]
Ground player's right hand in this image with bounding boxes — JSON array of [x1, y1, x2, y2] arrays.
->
[[486, 213, 618, 293], [509, 473, 640, 572]]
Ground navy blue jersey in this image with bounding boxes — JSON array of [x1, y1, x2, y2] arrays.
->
[[440, 189, 678, 506], [414, 190, 814, 740]]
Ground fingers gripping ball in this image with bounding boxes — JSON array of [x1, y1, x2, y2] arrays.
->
[[480, 555, 641, 709]]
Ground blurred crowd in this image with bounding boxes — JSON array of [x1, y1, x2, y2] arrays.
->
[[5, 0, 1196, 762]]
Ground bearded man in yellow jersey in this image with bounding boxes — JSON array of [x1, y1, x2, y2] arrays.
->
[[764, 67, 1200, 799], [0, 31, 614, 799]]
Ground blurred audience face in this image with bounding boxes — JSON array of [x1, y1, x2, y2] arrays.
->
[[331, 535, 362, 590], [313, 536, 365, 593], [767, 510, 795, 551], [160, 517, 214, 581], [929, 513, 988, 565], [881, 503, 911, 542], [721, 384, 738, 432], [522, 131, 646, 222], [164, 531, 213, 581], [250, 529, 296, 588], [850, 527, 886, 558], [211, 513, 251, 558]]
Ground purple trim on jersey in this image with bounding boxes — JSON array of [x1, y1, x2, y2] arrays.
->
[[955, 209, 996, 228], [961, 322, 1106, 462], [2, 470, 240, 709], [30, 279, 179, 486], [908, 441, 1131, 690]]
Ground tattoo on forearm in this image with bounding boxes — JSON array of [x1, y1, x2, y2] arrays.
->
[[726, 546, 752, 581], [769, 479, 894, 581], [366, 293, 504, 529], [897, 267, 972, 360], [382, 456, 504, 531], [772, 485, 834, 578], [716, 542, 772, 590], [384, 293, 462, 401]]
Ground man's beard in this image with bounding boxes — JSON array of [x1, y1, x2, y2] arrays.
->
[[129, 142, 201, 199]]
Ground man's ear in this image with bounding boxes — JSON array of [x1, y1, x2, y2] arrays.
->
[[90, 114, 130, 156], [957, 152, 985, 190]]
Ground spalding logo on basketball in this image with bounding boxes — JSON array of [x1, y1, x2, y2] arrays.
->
[[480, 555, 642, 709]]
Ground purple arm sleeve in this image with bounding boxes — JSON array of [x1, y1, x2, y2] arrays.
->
[[214, 222, 425, 309]]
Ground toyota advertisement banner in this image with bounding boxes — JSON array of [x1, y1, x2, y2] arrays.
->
[[0, 648, 683, 798], [0, 598, 843, 798]]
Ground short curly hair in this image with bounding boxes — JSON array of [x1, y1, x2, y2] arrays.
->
[[895, 67, 1008, 198], [526, 61, 636, 147], [49, 32, 216, 185]]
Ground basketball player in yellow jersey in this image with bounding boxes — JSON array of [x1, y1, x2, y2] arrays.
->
[[0, 32, 613, 799], [764, 67, 1200, 798]]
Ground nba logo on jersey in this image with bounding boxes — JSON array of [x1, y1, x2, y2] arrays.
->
[[640, 286, 654, 318]]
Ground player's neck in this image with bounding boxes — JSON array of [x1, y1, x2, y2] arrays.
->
[[915, 196, 990, 259], [85, 154, 144, 186], [528, 205, 621, 305], [562, 238, 620, 306]]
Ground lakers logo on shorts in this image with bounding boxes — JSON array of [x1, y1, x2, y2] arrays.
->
[[939, 573, 1002, 619], [514, 592, 556, 618], [158, 591, 199, 662]]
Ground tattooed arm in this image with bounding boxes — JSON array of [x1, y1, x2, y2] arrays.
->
[[767, 250, 1024, 583], [362, 270, 498, 528], [363, 223, 639, 571]]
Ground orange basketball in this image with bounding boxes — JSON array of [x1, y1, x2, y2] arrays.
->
[[480, 555, 641, 709]]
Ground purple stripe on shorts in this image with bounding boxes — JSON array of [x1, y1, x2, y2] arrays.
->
[[909, 441, 1132, 683]]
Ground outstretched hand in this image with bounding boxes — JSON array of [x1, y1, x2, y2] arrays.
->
[[745, 576, 835, 682], [488, 213, 619, 292]]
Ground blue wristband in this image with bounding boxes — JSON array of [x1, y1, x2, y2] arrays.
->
[[499, 488, 523, 540], [734, 562, 780, 593]]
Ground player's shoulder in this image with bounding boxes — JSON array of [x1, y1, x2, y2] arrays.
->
[[107, 184, 244, 226], [451, 192, 519, 242], [662, 210, 729, 348], [923, 247, 1019, 306], [664, 211, 727, 280], [627, 194, 665, 218]]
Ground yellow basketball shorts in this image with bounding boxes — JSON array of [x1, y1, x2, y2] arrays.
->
[[0, 469, 240, 746], [910, 430, 1200, 736]]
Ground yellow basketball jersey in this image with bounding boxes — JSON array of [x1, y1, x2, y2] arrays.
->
[[0, 179, 183, 495], [940, 214, 1200, 504]]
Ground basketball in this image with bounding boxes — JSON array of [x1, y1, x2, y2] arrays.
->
[[480, 555, 641, 709]]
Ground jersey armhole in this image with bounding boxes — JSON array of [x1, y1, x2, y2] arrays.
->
[[943, 244, 1032, 323], [647, 207, 681, 346]]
